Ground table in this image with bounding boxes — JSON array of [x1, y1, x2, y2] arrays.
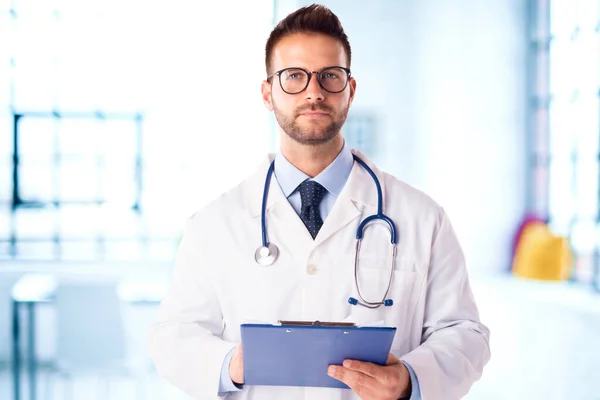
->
[[10, 273, 166, 400]]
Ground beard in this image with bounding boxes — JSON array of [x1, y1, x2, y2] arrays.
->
[[273, 100, 350, 146]]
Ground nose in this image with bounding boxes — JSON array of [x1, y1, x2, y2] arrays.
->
[[304, 72, 325, 102]]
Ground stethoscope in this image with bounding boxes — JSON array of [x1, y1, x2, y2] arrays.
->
[[254, 154, 398, 309]]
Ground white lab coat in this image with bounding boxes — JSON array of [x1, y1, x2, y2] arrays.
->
[[148, 149, 490, 400]]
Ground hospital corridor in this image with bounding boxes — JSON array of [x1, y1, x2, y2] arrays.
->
[[1, 0, 600, 399]]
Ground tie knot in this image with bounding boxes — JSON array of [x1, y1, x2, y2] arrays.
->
[[298, 180, 326, 208]]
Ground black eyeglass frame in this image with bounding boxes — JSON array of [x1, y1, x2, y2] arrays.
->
[[266, 66, 352, 94]]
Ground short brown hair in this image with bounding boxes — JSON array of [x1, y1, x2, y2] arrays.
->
[[265, 4, 352, 76]]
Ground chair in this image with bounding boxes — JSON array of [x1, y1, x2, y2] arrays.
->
[[45, 281, 148, 400]]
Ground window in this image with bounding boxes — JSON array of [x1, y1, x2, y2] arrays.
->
[[344, 112, 378, 159], [1, 0, 275, 262], [529, 0, 600, 290]]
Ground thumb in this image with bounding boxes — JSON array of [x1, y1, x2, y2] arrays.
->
[[386, 352, 400, 365]]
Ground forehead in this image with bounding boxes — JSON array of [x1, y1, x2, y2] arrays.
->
[[271, 32, 348, 71]]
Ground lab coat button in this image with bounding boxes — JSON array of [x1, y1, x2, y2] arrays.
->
[[306, 264, 317, 275]]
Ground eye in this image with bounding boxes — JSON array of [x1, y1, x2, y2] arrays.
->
[[321, 72, 339, 80], [282, 69, 306, 80]]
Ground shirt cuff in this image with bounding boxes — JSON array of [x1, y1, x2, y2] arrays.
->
[[218, 347, 244, 395], [401, 360, 421, 400]]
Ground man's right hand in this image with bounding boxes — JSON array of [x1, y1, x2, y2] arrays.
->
[[229, 343, 244, 385]]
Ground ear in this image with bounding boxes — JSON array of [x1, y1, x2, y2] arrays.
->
[[261, 80, 274, 111], [348, 77, 357, 107]]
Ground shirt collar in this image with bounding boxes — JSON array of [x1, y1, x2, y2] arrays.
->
[[274, 141, 354, 198]]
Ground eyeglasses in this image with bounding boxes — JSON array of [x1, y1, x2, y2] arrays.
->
[[267, 66, 351, 94]]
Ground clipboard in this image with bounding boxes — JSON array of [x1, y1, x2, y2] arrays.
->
[[240, 321, 396, 389]]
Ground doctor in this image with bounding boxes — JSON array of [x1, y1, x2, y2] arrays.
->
[[148, 4, 490, 400]]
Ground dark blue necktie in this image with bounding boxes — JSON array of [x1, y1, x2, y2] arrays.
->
[[298, 180, 326, 239]]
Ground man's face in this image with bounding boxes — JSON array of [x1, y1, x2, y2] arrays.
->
[[262, 33, 356, 146]]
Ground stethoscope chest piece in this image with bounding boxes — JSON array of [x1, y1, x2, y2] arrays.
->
[[254, 242, 279, 266]]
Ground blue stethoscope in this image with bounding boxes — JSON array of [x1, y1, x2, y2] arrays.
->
[[254, 154, 398, 309]]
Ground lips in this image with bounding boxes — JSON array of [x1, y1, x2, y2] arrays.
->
[[301, 112, 329, 117], [296, 105, 332, 118]]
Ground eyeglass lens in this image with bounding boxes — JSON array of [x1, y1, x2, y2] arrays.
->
[[279, 67, 348, 94]]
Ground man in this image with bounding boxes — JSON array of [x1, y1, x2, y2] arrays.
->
[[148, 4, 490, 400]]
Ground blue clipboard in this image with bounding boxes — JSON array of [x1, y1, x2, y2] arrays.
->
[[240, 321, 396, 389]]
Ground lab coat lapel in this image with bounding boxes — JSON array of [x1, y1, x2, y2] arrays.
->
[[245, 150, 384, 261], [313, 149, 381, 248], [312, 195, 360, 248], [245, 154, 315, 264]]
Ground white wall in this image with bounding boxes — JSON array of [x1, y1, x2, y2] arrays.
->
[[286, 0, 528, 275], [412, 0, 528, 276]]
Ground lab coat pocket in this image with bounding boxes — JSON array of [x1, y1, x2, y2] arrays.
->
[[348, 256, 424, 350]]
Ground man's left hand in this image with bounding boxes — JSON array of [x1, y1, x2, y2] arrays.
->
[[328, 353, 411, 400]]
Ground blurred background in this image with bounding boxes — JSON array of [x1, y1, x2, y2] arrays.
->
[[0, 0, 599, 399]]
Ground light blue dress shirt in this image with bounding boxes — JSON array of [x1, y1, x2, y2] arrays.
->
[[218, 143, 421, 399]]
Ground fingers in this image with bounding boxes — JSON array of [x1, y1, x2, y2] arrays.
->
[[341, 359, 384, 380], [329, 356, 409, 399], [328, 364, 378, 394], [230, 343, 244, 385]]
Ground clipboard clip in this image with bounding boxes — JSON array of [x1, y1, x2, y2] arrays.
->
[[277, 320, 357, 327]]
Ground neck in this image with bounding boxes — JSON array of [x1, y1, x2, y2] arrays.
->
[[280, 132, 344, 178]]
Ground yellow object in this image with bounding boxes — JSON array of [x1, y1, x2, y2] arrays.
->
[[512, 222, 573, 281]]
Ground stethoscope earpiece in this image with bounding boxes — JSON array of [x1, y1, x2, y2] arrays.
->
[[348, 297, 393, 308]]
